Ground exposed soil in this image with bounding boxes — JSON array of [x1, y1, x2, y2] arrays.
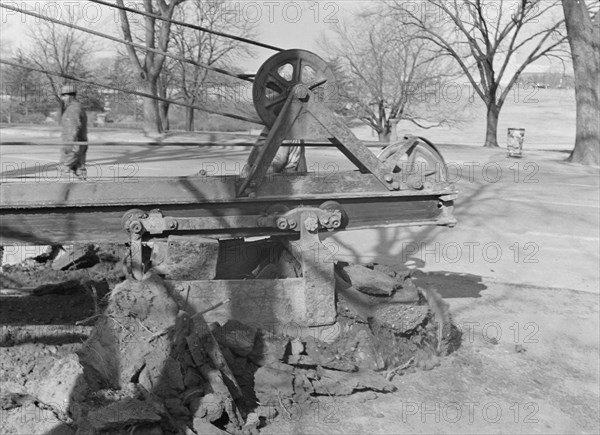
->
[[0, 243, 457, 434], [0, 242, 460, 434]]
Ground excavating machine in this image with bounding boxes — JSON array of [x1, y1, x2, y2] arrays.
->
[[0, 48, 456, 328]]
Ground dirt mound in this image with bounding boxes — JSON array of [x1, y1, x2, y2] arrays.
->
[[0, 246, 460, 434]]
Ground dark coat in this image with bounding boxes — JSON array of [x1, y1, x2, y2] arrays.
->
[[61, 100, 88, 142], [60, 100, 88, 170]]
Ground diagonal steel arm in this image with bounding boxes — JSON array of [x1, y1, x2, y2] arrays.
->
[[237, 92, 304, 197]]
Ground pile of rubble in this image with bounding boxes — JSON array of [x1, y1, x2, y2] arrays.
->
[[1, 246, 459, 434]]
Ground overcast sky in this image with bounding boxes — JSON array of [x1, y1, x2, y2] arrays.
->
[[0, 0, 365, 72], [0, 0, 568, 77]]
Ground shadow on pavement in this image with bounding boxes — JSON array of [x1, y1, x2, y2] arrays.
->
[[411, 270, 487, 298]]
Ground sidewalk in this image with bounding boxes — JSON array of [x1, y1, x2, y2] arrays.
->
[[2, 135, 598, 294], [327, 146, 600, 294]]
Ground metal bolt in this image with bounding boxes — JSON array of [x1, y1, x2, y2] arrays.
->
[[407, 176, 423, 190], [288, 220, 297, 229], [294, 85, 309, 100], [385, 174, 393, 183], [391, 182, 400, 190], [130, 221, 143, 234], [276, 217, 289, 230], [168, 220, 177, 230]]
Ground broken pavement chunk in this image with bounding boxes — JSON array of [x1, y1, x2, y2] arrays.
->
[[254, 362, 295, 402], [286, 354, 358, 372], [309, 367, 396, 396], [190, 393, 224, 422], [337, 264, 397, 296], [213, 320, 258, 357], [301, 336, 358, 372], [390, 277, 420, 303], [371, 304, 430, 334], [85, 398, 161, 431], [52, 244, 98, 271]]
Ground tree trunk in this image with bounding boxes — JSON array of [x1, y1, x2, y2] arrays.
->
[[484, 103, 500, 147], [377, 119, 399, 142], [186, 107, 195, 131], [157, 78, 170, 131], [378, 129, 391, 142], [159, 102, 170, 131], [562, 0, 600, 166], [389, 118, 399, 141], [57, 99, 65, 124], [141, 80, 162, 137]]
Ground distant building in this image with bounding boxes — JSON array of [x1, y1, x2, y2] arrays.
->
[[498, 55, 573, 89], [517, 63, 574, 89]]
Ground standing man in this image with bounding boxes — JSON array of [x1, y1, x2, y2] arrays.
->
[[59, 85, 88, 179], [248, 126, 307, 174]]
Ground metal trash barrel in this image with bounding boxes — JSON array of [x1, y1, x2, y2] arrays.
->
[[507, 128, 525, 157]]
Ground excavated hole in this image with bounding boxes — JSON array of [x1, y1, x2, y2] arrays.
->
[[0, 241, 461, 434]]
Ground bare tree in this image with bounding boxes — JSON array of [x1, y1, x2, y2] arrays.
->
[[1, 50, 40, 123], [169, 0, 256, 131], [26, 19, 96, 117], [322, 10, 466, 142], [91, 54, 140, 123], [389, 0, 567, 147], [562, 0, 599, 165], [157, 60, 178, 130], [115, 0, 186, 136]]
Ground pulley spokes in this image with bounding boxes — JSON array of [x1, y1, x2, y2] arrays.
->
[[253, 49, 337, 127], [378, 137, 448, 189]]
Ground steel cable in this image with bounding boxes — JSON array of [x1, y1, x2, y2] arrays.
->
[[0, 59, 262, 124], [89, 0, 284, 53], [0, 2, 255, 83]]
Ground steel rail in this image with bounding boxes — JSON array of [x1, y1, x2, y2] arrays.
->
[[0, 173, 456, 245], [0, 3, 254, 84], [0, 59, 262, 124], [89, 0, 284, 53]]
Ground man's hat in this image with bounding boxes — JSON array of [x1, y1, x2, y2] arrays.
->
[[60, 85, 76, 95]]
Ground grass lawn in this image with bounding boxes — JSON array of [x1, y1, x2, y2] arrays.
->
[[1, 89, 577, 152], [354, 88, 576, 150]]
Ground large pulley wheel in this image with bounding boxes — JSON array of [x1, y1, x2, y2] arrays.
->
[[378, 137, 448, 188], [253, 49, 337, 127]]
